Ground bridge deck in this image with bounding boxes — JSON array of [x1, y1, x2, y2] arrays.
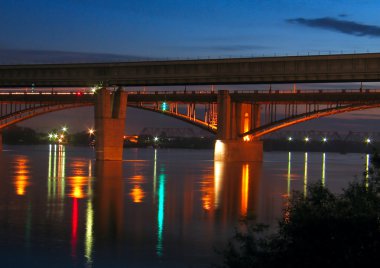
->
[[1, 53, 380, 86]]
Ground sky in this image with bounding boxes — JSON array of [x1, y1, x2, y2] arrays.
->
[[2, 0, 380, 134]]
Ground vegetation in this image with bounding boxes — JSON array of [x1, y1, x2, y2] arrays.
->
[[218, 154, 380, 268]]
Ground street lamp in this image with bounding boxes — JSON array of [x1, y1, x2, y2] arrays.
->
[[304, 137, 310, 142], [322, 137, 327, 143], [288, 137, 293, 141]]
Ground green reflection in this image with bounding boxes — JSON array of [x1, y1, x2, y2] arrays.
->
[[365, 154, 370, 188], [53, 145, 57, 179], [60, 145, 66, 199], [48, 145, 66, 200], [85, 160, 94, 265], [85, 198, 94, 266], [48, 144, 52, 199], [322, 153, 326, 187], [157, 168, 166, 257], [287, 152, 291, 197], [153, 149, 157, 203], [304, 152, 308, 197]]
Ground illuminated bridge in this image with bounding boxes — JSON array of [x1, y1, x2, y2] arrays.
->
[[1, 88, 380, 161], [2, 52, 380, 161]]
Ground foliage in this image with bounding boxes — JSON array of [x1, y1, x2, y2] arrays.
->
[[2, 125, 40, 144], [218, 156, 380, 268]]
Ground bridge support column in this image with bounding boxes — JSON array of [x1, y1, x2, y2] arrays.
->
[[214, 90, 263, 162], [95, 88, 127, 161]]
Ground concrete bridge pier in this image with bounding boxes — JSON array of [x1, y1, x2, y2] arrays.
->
[[214, 90, 263, 162], [95, 87, 127, 161]]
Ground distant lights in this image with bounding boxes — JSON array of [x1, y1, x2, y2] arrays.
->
[[322, 137, 327, 143], [88, 128, 95, 135], [365, 138, 371, 144], [288, 137, 293, 141], [154, 137, 159, 142], [62, 126, 68, 132], [304, 137, 310, 142]]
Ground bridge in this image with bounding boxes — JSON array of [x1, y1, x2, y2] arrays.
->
[[1, 52, 380, 161]]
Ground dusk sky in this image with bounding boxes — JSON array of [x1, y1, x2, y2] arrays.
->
[[2, 0, 380, 133], [2, 0, 380, 59]]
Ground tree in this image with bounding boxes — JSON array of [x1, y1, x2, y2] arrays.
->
[[218, 157, 380, 268]]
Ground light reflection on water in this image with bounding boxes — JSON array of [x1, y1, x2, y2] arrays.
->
[[0, 146, 371, 267]]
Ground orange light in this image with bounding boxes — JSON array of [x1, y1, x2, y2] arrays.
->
[[69, 176, 86, 198], [241, 164, 249, 216], [130, 185, 145, 203], [243, 135, 251, 142], [13, 156, 30, 196]]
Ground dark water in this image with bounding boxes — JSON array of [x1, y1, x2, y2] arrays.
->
[[0, 145, 370, 267]]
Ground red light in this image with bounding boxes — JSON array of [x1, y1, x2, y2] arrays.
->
[[76, 92, 83, 96]]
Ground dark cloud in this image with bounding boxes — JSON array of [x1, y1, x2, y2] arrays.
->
[[0, 49, 151, 64], [287, 17, 380, 37]]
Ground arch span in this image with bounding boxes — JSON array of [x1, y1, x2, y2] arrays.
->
[[242, 104, 380, 138], [0, 102, 217, 134], [0, 103, 93, 129], [128, 105, 217, 134]]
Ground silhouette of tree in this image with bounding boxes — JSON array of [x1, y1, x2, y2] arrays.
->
[[218, 156, 380, 268]]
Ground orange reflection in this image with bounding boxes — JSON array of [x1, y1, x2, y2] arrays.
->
[[71, 160, 87, 176], [130, 185, 145, 203], [13, 156, 30, 196], [213, 161, 261, 222], [200, 175, 214, 211], [241, 164, 249, 216], [129, 175, 145, 203], [69, 176, 86, 199], [68, 160, 89, 199]]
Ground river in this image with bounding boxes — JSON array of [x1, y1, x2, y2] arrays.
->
[[0, 145, 370, 267]]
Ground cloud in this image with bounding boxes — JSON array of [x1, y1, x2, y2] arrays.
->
[[287, 17, 380, 37], [0, 49, 151, 64]]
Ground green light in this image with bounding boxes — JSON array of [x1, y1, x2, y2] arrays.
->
[[157, 171, 166, 257], [287, 152, 291, 197], [48, 144, 52, 199], [322, 153, 326, 187], [304, 152, 308, 197], [365, 154, 370, 188], [85, 199, 94, 265], [161, 102, 168, 111]]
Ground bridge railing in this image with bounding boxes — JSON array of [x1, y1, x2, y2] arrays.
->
[[2, 88, 380, 95]]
